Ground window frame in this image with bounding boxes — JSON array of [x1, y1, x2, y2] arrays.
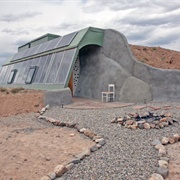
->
[[25, 66, 38, 84], [7, 69, 17, 84]]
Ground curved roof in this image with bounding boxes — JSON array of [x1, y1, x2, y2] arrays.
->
[[4, 27, 104, 66]]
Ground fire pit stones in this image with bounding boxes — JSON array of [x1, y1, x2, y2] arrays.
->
[[111, 112, 179, 129]]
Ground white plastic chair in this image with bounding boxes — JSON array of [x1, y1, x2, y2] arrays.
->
[[102, 84, 115, 102]]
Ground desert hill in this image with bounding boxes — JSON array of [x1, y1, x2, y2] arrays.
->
[[130, 45, 180, 70]]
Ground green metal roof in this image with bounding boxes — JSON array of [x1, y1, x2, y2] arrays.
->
[[3, 27, 104, 66]]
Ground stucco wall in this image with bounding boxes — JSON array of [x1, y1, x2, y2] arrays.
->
[[75, 29, 180, 102]]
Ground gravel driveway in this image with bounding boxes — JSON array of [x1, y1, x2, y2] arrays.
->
[[44, 102, 180, 180]]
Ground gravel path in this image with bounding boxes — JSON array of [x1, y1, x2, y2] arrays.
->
[[44, 102, 180, 180]]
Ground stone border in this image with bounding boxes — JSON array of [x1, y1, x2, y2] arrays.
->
[[36, 114, 106, 180], [150, 134, 180, 180], [111, 111, 179, 130]]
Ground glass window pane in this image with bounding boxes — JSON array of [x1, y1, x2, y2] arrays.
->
[[0, 66, 8, 83], [13, 62, 23, 83], [15, 61, 29, 84], [22, 57, 40, 83], [28, 44, 41, 56], [3, 64, 14, 83], [35, 41, 50, 54], [39, 54, 52, 83], [55, 48, 76, 84], [22, 48, 32, 58], [34, 55, 48, 83], [46, 52, 63, 83], [45, 37, 62, 52], [11, 51, 24, 61], [56, 32, 77, 49]]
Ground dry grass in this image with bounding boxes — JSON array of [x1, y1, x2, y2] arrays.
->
[[10, 87, 25, 94], [0, 87, 8, 92]]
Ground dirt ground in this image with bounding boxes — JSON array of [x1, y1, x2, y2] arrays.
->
[[0, 114, 95, 180], [0, 88, 44, 117], [166, 142, 180, 180], [130, 44, 180, 70]]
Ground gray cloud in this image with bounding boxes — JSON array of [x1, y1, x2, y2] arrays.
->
[[2, 28, 29, 35], [0, 11, 41, 22], [145, 31, 180, 46], [0, 52, 14, 66], [119, 10, 180, 26], [0, 52, 14, 58], [13, 39, 30, 47]]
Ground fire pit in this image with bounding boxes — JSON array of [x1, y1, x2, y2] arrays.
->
[[111, 112, 179, 129]]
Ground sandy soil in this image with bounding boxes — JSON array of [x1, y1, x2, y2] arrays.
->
[[0, 114, 95, 180], [130, 44, 180, 70], [166, 142, 180, 180], [0, 88, 44, 117]]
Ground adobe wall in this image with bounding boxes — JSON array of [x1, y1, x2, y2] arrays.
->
[[75, 29, 180, 102]]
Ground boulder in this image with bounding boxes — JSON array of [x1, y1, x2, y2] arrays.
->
[[158, 160, 168, 168], [79, 128, 87, 133], [173, 134, 180, 142], [54, 165, 67, 177], [161, 137, 169, 145], [138, 123, 144, 129], [117, 118, 124, 122], [83, 129, 97, 139], [82, 148, 91, 156], [151, 139, 162, 146], [66, 163, 74, 170], [93, 135, 102, 141], [144, 123, 150, 129], [75, 152, 86, 160], [159, 157, 170, 163], [90, 145, 98, 152], [154, 144, 165, 151], [111, 119, 117, 123], [96, 138, 106, 146], [158, 148, 166, 157], [159, 118, 167, 123], [169, 137, 175, 144], [155, 167, 169, 179], [47, 172, 56, 180], [125, 120, 134, 125], [150, 123, 156, 129], [159, 123, 164, 128], [150, 173, 164, 180], [41, 176, 51, 180]]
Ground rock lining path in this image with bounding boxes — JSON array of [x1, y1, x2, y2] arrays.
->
[[44, 102, 180, 180]]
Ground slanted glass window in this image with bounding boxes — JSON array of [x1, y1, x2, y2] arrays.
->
[[55, 48, 76, 84], [46, 52, 63, 83], [0, 66, 8, 83], [7, 69, 17, 84], [25, 66, 38, 84], [39, 54, 52, 83], [34, 55, 48, 83]]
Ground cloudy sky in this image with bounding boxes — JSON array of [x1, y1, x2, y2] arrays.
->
[[0, 0, 180, 66]]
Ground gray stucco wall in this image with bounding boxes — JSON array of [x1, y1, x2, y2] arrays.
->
[[75, 29, 180, 102], [44, 88, 72, 106]]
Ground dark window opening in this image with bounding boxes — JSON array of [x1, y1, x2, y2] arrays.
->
[[25, 66, 38, 84], [7, 69, 17, 84]]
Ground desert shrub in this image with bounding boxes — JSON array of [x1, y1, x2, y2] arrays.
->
[[153, 47, 157, 51], [10, 87, 25, 94], [0, 87, 8, 92]]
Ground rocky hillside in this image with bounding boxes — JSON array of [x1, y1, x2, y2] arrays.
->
[[130, 45, 180, 70]]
